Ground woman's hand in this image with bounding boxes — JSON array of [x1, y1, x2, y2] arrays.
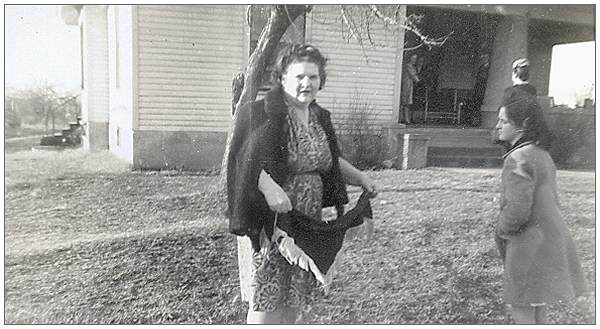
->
[[338, 157, 378, 198], [360, 174, 378, 198], [258, 170, 292, 213]]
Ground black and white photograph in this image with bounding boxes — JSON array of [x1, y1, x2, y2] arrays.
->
[[4, 3, 596, 324]]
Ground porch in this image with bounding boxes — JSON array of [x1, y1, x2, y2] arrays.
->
[[386, 124, 504, 168]]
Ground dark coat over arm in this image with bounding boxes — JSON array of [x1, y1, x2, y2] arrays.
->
[[226, 87, 349, 249]]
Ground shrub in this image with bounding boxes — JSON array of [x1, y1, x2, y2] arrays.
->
[[545, 108, 595, 168], [336, 93, 386, 170]]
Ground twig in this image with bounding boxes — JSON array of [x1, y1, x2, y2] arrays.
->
[[365, 12, 375, 47], [340, 6, 357, 41], [283, 5, 298, 36], [245, 5, 252, 27], [340, 6, 370, 62], [369, 5, 452, 50]]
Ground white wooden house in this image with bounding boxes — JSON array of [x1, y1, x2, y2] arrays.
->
[[60, 4, 594, 169]]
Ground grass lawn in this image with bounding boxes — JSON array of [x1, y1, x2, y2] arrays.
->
[[4, 150, 595, 324]]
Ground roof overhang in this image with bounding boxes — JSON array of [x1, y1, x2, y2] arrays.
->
[[421, 4, 594, 26]]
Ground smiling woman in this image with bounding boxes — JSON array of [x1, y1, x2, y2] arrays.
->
[[5, 5, 80, 92], [227, 43, 378, 324]]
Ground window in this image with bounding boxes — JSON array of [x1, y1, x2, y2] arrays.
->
[[548, 41, 595, 108]]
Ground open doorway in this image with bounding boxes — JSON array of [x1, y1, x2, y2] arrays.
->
[[402, 6, 499, 127]]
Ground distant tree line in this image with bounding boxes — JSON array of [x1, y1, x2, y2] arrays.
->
[[5, 85, 80, 134]]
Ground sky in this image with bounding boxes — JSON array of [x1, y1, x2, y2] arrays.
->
[[5, 5, 81, 93]]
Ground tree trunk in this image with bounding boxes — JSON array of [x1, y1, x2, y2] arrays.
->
[[51, 108, 55, 134], [219, 5, 311, 190], [44, 105, 49, 135], [220, 5, 311, 303]]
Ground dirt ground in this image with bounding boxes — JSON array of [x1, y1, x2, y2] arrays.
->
[[4, 149, 595, 324]]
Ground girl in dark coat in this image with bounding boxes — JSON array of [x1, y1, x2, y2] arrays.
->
[[494, 96, 587, 324]]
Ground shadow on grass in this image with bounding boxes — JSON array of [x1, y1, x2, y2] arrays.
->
[[5, 229, 247, 324]]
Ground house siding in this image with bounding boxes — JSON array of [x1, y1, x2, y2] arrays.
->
[[136, 5, 247, 132], [306, 5, 401, 130]]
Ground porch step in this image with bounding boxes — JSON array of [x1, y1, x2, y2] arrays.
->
[[397, 127, 496, 148], [427, 146, 504, 168], [428, 146, 503, 157]]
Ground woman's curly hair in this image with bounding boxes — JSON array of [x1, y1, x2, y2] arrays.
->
[[271, 44, 328, 90]]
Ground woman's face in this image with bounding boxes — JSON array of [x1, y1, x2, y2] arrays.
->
[[281, 60, 321, 106], [495, 107, 522, 145]]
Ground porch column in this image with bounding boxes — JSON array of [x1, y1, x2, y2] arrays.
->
[[80, 5, 110, 151], [528, 42, 553, 96], [480, 15, 529, 128]]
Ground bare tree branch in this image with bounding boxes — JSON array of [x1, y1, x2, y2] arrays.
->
[[340, 6, 357, 41], [394, 5, 402, 22], [365, 11, 375, 47], [284, 5, 298, 36], [369, 5, 452, 50], [219, 5, 311, 188], [245, 5, 252, 27], [340, 5, 370, 62]]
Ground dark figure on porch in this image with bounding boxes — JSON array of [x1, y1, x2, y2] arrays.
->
[[413, 55, 433, 123], [400, 54, 420, 124], [503, 57, 537, 103], [465, 53, 490, 126]]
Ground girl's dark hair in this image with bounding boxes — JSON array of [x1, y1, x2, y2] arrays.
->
[[271, 44, 328, 90], [503, 95, 554, 149]]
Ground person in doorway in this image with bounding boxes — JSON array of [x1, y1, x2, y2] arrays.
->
[[416, 55, 425, 74], [493, 95, 587, 324], [466, 53, 490, 126], [413, 55, 430, 123], [226, 44, 378, 324], [400, 53, 420, 124], [503, 57, 537, 103]]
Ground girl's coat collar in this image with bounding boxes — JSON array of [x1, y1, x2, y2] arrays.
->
[[503, 140, 535, 159]]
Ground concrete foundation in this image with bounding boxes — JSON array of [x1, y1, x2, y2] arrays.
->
[[398, 134, 430, 169], [384, 123, 407, 162], [384, 125, 430, 169], [132, 130, 228, 170], [84, 121, 109, 152]]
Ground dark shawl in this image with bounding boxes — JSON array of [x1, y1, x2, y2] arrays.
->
[[275, 191, 373, 282], [503, 84, 537, 104], [226, 87, 349, 250]]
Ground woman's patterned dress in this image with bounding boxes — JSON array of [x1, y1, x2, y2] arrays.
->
[[251, 104, 333, 312]]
